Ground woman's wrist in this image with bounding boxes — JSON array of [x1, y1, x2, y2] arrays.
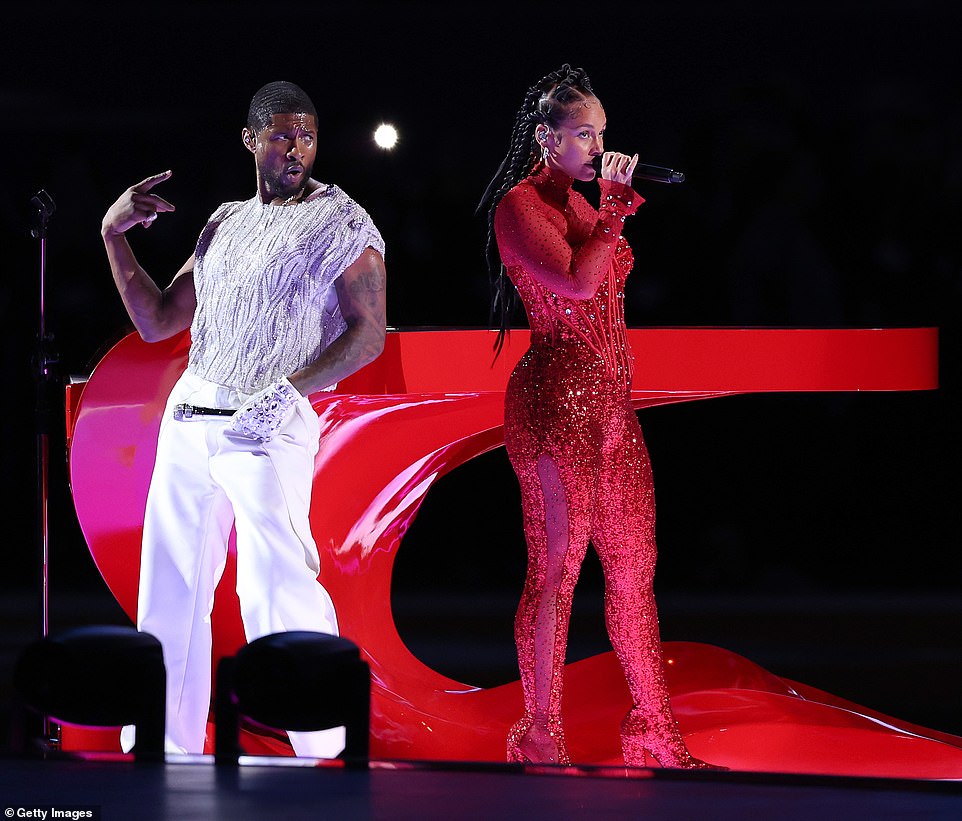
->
[[598, 179, 642, 215]]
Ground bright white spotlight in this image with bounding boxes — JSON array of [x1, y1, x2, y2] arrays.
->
[[374, 123, 399, 150]]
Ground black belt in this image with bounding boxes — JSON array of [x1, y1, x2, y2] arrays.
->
[[173, 403, 235, 421]]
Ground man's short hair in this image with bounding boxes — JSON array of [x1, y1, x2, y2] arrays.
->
[[247, 81, 317, 133]]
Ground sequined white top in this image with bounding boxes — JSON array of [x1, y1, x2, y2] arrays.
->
[[187, 184, 384, 393]]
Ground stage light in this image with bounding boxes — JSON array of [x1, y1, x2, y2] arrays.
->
[[374, 123, 399, 150]]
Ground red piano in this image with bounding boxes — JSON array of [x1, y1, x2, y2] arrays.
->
[[64, 326, 962, 778]]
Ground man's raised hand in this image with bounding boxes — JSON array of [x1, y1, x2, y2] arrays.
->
[[102, 170, 176, 236]]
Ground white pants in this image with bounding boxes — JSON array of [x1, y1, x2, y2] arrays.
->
[[121, 370, 344, 757]]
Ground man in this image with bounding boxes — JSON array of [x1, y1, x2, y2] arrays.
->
[[100, 80, 386, 757]]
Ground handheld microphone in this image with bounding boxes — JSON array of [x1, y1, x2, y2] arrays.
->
[[592, 156, 685, 184]]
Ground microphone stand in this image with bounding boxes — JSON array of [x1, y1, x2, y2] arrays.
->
[[30, 189, 61, 751]]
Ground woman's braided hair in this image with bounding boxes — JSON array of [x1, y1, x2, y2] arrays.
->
[[477, 64, 595, 356]]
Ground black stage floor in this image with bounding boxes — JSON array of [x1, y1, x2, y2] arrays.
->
[[2, 755, 962, 820], [3, 588, 962, 819]]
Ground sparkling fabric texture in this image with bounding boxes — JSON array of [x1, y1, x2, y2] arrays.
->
[[495, 165, 709, 768], [189, 185, 384, 393], [231, 376, 301, 442]]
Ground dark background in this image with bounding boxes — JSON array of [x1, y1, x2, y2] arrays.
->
[[1, 0, 960, 741]]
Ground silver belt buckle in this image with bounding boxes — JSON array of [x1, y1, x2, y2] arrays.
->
[[173, 403, 195, 421], [173, 403, 235, 421]]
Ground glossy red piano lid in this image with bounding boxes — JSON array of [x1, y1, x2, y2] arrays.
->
[[336, 326, 939, 394], [65, 326, 938, 436]]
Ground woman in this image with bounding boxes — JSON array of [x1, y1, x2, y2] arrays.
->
[[477, 65, 718, 769]]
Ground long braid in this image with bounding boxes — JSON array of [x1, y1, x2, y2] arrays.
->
[[477, 65, 595, 357]]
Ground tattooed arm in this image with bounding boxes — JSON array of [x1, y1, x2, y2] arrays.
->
[[287, 247, 387, 396]]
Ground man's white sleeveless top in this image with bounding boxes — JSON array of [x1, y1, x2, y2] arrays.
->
[[187, 184, 384, 393]]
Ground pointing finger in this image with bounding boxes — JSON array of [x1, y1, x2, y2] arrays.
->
[[132, 169, 173, 194]]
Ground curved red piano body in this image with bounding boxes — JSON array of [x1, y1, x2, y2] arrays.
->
[[65, 327, 962, 778]]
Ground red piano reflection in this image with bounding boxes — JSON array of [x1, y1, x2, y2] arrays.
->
[[65, 326, 962, 777]]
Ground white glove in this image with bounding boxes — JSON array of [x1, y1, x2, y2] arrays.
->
[[230, 377, 301, 442]]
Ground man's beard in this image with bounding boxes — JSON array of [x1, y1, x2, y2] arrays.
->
[[264, 162, 313, 200]]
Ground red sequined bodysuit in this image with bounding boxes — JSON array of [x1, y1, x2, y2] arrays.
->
[[494, 164, 710, 768]]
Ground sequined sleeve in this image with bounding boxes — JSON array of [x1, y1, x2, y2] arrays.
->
[[494, 178, 642, 299]]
